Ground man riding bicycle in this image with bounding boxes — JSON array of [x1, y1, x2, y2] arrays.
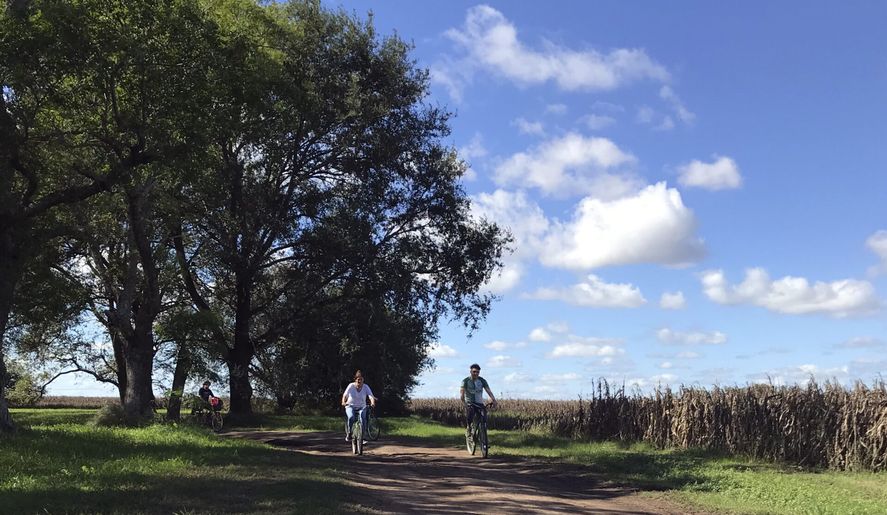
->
[[460, 363, 497, 438]]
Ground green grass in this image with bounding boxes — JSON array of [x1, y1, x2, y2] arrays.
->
[[5, 410, 887, 514], [1, 409, 374, 514]]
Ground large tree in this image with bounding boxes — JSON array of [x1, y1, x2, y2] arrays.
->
[[175, 2, 507, 416], [0, 0, 223, 428]]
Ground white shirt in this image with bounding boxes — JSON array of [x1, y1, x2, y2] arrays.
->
[[342, 382, 375, 408]]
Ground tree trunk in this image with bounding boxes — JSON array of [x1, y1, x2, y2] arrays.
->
[[0, 225, 25, 433], [111, 332, 127, 404], [165, 343, 190, 421], [227, 277, 254, 415], [121, 329, 155, 421]]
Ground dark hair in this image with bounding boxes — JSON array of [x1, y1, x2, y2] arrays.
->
[[469, 363, 480, 371], [202, 381, 211, 386], [354, 370, 363, 380]]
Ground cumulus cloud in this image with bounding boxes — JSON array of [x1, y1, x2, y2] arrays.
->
[[636, 105, 674, 131], [444, 5, 669, 94], [657, 328, 727, 345], [659, 291, 686, 310], [835, 337, 885, 349], [659, 85, 695, 124], [678, 156, 742, 190], [488, 355, 522, 368], [548, 337, 624, 358], [526, 274, 647, 308], [472, 189, 550, 292], [545, 103, 567, 115], [504, 372, 532, 383], [528, 327, 551, 342], [495, 132, 641, 198], [485, 340, 508, 351], [513, 117, 545, 136], [701, 268, 880, 317], [542, 182, 705, 270], [866, 230, 887, 276], [582, 114, 616, 130], [428, 343, 458, 358]]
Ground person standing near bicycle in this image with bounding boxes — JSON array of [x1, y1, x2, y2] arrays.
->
[[198, 380, 223, 411], [341, 370, 377, 442], [460, 363, 497, 438]]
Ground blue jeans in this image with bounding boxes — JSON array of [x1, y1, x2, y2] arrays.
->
[[345, 405, 368, 437]]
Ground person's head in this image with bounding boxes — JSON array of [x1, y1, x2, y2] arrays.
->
[[354, 370, 364, 384], [469, 364, 480, 377], [203, 381, 211, 388]]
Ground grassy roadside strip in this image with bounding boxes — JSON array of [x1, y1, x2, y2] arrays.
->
[[252, 413, 887, 515], [1, 409, 373, 514]]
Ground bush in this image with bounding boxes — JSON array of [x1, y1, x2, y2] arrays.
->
[[92, 404, 154, 427]]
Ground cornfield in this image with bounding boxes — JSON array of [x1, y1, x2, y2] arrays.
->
[[409, 379, 887, 471]]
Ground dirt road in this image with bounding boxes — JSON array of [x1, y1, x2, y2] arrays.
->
[[229, 430, 699, 514]]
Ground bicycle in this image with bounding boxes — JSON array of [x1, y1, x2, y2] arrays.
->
[[366, 405, 381, 441], [348, 409, 366, 455], [465, 402, 492, 458], [191, 405, 224, 432]]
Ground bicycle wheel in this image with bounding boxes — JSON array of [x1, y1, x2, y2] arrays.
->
[[352, 419, 363, 455], [367, 410, 381, 441], [479, 421, 489, 458], [211, 411, 223, 432], [466, 422, 477, 455]]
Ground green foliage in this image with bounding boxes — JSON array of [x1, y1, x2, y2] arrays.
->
[[4, 360, 43, 407]]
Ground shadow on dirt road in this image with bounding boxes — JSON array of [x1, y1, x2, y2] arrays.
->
[[227, 431, 704, 514]]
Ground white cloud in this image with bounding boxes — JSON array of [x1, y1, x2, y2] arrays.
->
[[582, 114, 616, 130], [488, 355, 522, 368], [526, 274, 647, 308], [485, 340, 508, 351], [542, 182, 705, 270], [678, 156, 742, 190], [866, 230, 887, 276], [549, 338, 624, 358], [540, 373, 581, 382], [428, 343, 458, 358], [657, 328, 727, 345], [545, 103, 567, 115], [659, 85, 695, 124], [660, 291, 686, 310], [504, 372, 532, 383], [513, 117, 545, 136], [458, 133, 487, 181], [659, 362, 673, 369], [749, 364, 850, 386], [701, 268, 880, 318], [636, 105, 674, 131], [445, 5, 669, 93], [495, 132, 641, 198], [472, 189, 550, 292], [528, 327, 551, 342], [836, 337, 885, 349]]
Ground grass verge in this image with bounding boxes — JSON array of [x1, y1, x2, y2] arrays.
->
[[1, 409, 374, 514]]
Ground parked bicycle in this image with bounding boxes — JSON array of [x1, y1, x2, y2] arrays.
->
[[466, 401, 492, 458]]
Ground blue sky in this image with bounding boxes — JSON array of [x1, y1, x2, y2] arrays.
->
[[49, 2, 887, 400]]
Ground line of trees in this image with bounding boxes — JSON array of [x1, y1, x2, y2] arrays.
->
[[0, 0, 507, 430]]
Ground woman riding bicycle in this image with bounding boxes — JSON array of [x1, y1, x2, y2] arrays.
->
[[341, 370, 377, 442]]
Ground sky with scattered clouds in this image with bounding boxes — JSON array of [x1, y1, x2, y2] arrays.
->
[[49, 1, 887, 400]]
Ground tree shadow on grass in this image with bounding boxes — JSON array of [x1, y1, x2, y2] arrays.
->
[[0, 425, 365, 514]]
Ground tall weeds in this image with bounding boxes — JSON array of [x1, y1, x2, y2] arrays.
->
[[409, 379, 887, 471]]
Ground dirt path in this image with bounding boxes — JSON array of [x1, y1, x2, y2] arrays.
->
[[228, 430, 700, 514]]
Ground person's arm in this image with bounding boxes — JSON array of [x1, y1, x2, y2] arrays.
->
[[341, 384, 350, 406], [483, 383, 497, 407], [460, 379, 466, 404]]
